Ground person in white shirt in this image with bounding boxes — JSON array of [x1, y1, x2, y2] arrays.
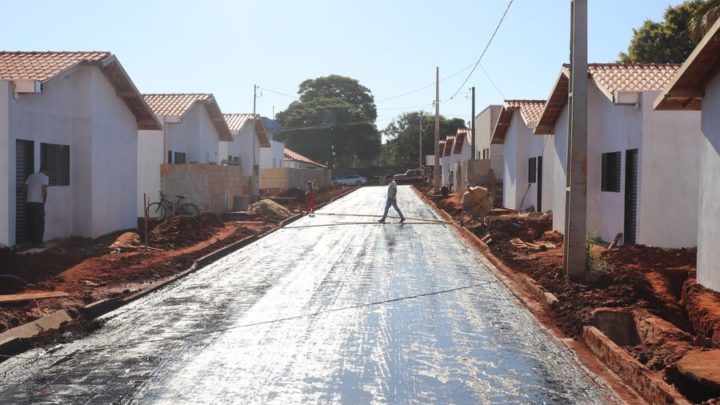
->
[[24, 167, 49, 248], [378, 175, 405, 224]]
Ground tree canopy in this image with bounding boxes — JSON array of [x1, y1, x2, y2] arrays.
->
[[379, 111, 466, 167], [619, 0, 704, 63], [275, 75, 380, 168]]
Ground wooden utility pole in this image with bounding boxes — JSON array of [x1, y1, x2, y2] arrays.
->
[[253, 84, 257, 115], [419, 112, 423, 170], [434, 67, 441, 191], [564, 0, 588, 281], [471, 86, 476, 160]]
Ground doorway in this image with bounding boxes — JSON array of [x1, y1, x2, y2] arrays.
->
[[536, 156, 543, 212], [624, 149, 639, 245], [15, 140, 34, 244]]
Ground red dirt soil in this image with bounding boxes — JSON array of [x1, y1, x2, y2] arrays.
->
[[425, 188, 720, 403]]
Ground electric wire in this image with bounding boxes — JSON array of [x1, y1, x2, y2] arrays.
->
[[449, 0, 515, 100]]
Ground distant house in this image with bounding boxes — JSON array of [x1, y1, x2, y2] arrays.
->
[[0, 51, 160, 246], [284, 148, 327, 170], [474, 105, 503, 179], [491, 100, 550, 211], [221, 113, 272, 197], [440, 135, 457, 188], [654, 18, 720, 291], [138, 94, 244, 214], [535, 63, 701, 247]]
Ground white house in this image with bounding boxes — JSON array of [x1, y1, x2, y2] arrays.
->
[[535, 63, 701, 247], [440, 135, 458, 188], [491, 100, 551, 211], [474, 105, 503, 179], [221, 113, 272, 197], [654, 18, 720, 291], [0, 51, 160, 246], [137, 93, 235, 215]]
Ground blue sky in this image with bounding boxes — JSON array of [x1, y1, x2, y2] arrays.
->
[[0, 0, 676, 136]]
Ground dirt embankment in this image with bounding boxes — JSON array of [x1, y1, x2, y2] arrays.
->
[[425, 188, 720, 403]]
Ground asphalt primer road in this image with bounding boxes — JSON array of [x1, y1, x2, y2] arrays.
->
[[0, 186, 618, 404]]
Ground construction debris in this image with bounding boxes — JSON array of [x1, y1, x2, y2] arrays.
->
[[462, 186, 494, 219], [249, 199, 294, 222]]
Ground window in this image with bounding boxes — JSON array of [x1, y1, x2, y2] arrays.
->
[[40, 143, 70, 186], [174, 152, 187, 164], [601, 151, 621, 192], [528, 157, 537, 183], [167, 150, 173, 163]]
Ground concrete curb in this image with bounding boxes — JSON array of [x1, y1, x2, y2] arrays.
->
[[582, 326, 690, 405], [0, 310, 72, 359]]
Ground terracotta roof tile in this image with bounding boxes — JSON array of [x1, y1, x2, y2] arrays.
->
[[223, 113, 254, 132], [0, 51, 111, 81], [535, 63, 680, 134], [284, 148, 326, 168], [143, 93, 212, 117], [143, 93, 232, 141], [454, 131, 467, 154], [491, 100, 546, 144], [443, 136, 455, 156]]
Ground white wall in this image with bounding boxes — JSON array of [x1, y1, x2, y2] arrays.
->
[[552, 106, 569, 233], [137, 129, 164, 216], [167, 104, 220, 164], [697, 72, 720, 291], [474, 105, 503, 179], [0, 81, 10, 246], [502, 113, 530, 210], [7, 65, 138, 241], [260, 140, 284, 169], [638, 91, 700, 247]]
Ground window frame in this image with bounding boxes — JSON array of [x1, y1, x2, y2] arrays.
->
[[601, 151, 622, 192], [528, 157, 537, 183], [40, 142, 70, 186]]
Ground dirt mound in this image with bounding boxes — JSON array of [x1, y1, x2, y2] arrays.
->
[[682, 280, 720, 347], [149, 213, 222, 247], [601, 245, 697, 269], [278, 187, 305, 199], [250, 199, 293, 222]]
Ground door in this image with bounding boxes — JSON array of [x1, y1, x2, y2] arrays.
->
[[624, 149, 639, 245], [536, 156, 543, 212], [15, 140, 34, 244]]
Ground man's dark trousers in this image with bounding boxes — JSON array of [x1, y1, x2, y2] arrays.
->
[[28, 202, 45, 247]]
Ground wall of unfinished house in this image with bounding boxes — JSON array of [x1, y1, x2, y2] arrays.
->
[[0, 81, 10, 245], [160, 163, 246, 214], [475, 105, 503, 180], [259, 168, 331, 193], [698, 72, 720, 291], [260, 140, 284, 169], [1, 67, 138, 245], [552, 83, 700, 247], [166, 104, 221, 164], [137, 128, 164, 216]]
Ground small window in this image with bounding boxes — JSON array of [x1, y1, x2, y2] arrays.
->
[[40, 143, 70, 186], [601, 151, 621, 192], [168, 150, 173, 164], [528, 157, 537, 183], [174, 152, 187, 164]]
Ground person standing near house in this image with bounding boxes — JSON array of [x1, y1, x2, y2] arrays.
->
[[306, 180, 315, 217], [24, 166, 49, 248], [449, 170, 454, 192], [378, 175, 405, 224]]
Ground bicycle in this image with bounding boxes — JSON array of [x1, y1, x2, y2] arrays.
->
[[146, 192, 200, 221]]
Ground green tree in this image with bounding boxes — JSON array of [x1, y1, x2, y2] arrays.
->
[[689, 0, 720, 41], [380, 111, 466, 167], [619, 0, 703, 63], [275, 75, 380, 168]]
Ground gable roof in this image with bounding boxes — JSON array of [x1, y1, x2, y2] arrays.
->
[[0, 51, 160, 130], [491, 100, 546, 144], [454, 129, 470, 154], [143, 93, 232, 141], [443, 135, 456, 156], [223, 113, 271, 147], [284, 148, 326, 168], [654, 18, 720, 111], [535, 63, 680, 134]]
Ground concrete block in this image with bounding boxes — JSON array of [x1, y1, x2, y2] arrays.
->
[[0, 310, 72, 347], [82, 298, 123, 319]]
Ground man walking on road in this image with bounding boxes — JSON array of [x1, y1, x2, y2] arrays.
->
[[24, 166, 49, 248], [378, 175, 405, 224]]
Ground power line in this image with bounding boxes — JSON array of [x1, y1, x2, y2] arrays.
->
[[480, 63, 506, 99], [449, 0, 515, 100], [375, 63, 476, 103], [257, 86, 297, 99]]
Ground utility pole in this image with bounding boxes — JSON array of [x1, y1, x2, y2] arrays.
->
[[433, 67, 441, 192], [471, 86, 476, 160], [419, 112, 423, 170], [253, 84, 257, 116], [564, 0, 588, 281]]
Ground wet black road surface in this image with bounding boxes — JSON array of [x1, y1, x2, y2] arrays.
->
[[0, 186, 619, 404]]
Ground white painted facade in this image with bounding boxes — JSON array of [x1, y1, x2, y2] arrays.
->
[[697, 72, 720, 291], [474, 105, 502, 179], [550, 82, 701, 246], [166, 103, 221, 164], [502, 113, 554, 211], [0, 66, 139, 246], [260, 139, 284, 169], [137, 128, 164, 216], [218, 120, 261, 176]]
